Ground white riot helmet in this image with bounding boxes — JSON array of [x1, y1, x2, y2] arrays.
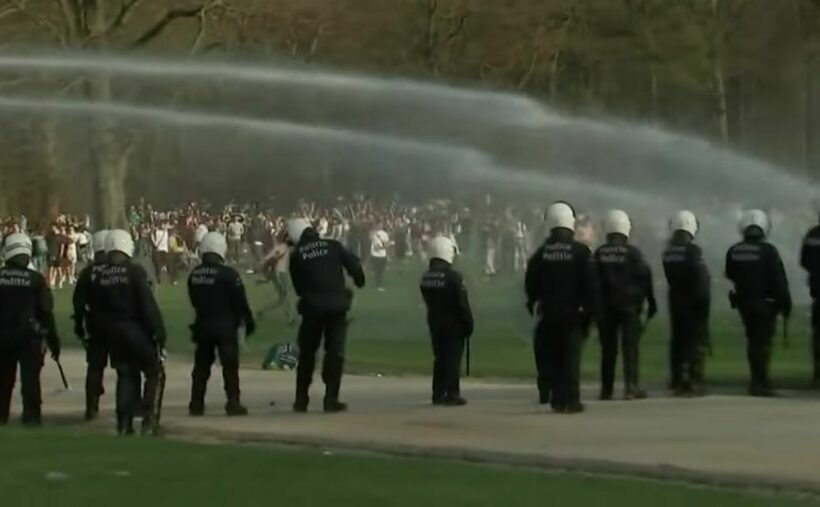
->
[[3, 232, 32, 263], [92, 230, 110, 253], [105, 229, 135, 258], [199, 232, 228, 260], [428, 236, 456, 264], [604, 209, 632, 238], [738, 209, 769, 237], [545, 201, 576, 232], [286, 218, 312, 245], [670, 210, 698, 237]]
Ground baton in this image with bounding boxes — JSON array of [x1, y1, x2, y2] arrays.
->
[[783, 316, 790, 350], [55, 359, 70, 390], [465, 338, 471, 377]]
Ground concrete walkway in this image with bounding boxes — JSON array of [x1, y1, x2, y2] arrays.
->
[[18, 351, 820, 493]]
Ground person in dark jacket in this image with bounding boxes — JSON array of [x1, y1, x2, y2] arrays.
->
[[72, 229, 110, 420], [288, 218, 365, 413], [525, 202, 597, 414], [420, 235, 474, 406], [0, 233, 60, 426], [595, 209, 657, 401], [90, 229, 166, 435], [800, 214, 820, 386], [188, 232, 255, 416], [662, 211, 711, 397], [726, 209, 791, 397]]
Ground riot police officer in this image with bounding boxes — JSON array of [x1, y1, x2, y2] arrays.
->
[[595, 210, 657, 401], [420, 236, 474, 406], [0, 233, 60, 426], [726, 210, 791, 397], [288, 218, 365, 413], [800, 213, 820, 386], [72, 229, 110, 420], [188, 232, 255, 416], [662, 211, 711, 396], [525, 202, 596, 414], [91, 229, 166, 435]]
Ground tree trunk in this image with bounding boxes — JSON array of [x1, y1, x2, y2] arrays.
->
[[649, 62, 659, 120], [805, 54, 816, 177], [87, 75, 130, 228], [709, 0, 728, 143], [549, 49, 561, 101], [40, 117, 63, 223]]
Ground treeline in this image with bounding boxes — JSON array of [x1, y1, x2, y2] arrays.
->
[[0, 0, 818, 223]]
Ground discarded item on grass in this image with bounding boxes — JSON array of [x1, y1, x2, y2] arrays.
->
[[262, 343, 299, 370]]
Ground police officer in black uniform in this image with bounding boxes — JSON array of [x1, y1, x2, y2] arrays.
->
[[595, 209, 657, 401], [726, 209, 791, 397], [525, 202, 596, 414], [800, 213, 820, 387], [91, 229, 166, 435], [188, 232, 255, 416], [662, 211, 711, 396], [287, 218, 365, 413], [0, 233, 60, 426], [420, 235, 474, 406], [72, 229, 110, 420]]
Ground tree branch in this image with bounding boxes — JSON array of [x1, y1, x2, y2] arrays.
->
[[445, 9, 467, 42], [130, 3, 209, 47], [0, 2, 20, 21], [56, 0, 82, 43], [105, 0, 142, 34]]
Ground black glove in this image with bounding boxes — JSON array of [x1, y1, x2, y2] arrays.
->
[[50, 346, 61, 362], [782, 302, 792, 319], [526, 301, 534, 316], [647, 300, 658, 321], [580, 315, 592, 339], [245, 321, 256, 338], [74, 322, 86, 341], [728, 291, 737, 309]]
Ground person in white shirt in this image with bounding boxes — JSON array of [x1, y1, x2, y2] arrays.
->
[[514, 218, 529, 272], [226, 216, 244, 265], [317, 217, 329, 238], [195, 222, 209, 249], [152, 223, 171, 283], [369, 222, 392, 291]]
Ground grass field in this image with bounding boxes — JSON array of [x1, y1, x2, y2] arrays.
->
[[1, 428, 814, 507], [52, 257, 817, 389]]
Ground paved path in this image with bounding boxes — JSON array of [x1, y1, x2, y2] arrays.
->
[[18, 351, 820, 493]]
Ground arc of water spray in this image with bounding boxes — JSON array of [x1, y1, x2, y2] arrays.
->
[[0, 94, 674, 211], [0, 54, 804, 207], [0, 53, 543, 123]]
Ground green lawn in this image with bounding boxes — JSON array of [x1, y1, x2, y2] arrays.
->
[[0, 428, 813, 507], [54, 258, 817, 388]]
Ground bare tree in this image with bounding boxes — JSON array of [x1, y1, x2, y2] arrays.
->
[[6, 0, 219, 226], [417, 0, 469, 77]]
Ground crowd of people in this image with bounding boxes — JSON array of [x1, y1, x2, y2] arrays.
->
[[0, 196, 566, 287]]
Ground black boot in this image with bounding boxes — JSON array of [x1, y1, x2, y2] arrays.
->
[[293, 395, 309, 413], [85, 396, 100, 421], [563, 402, 585, 414], [444, 395, 467, 407], [141, 415, 156, 436], [188, 402, 205, 417], [117, 417, 135, 436], [323, 399, 348, 413], [225, 401, 249, 417]]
